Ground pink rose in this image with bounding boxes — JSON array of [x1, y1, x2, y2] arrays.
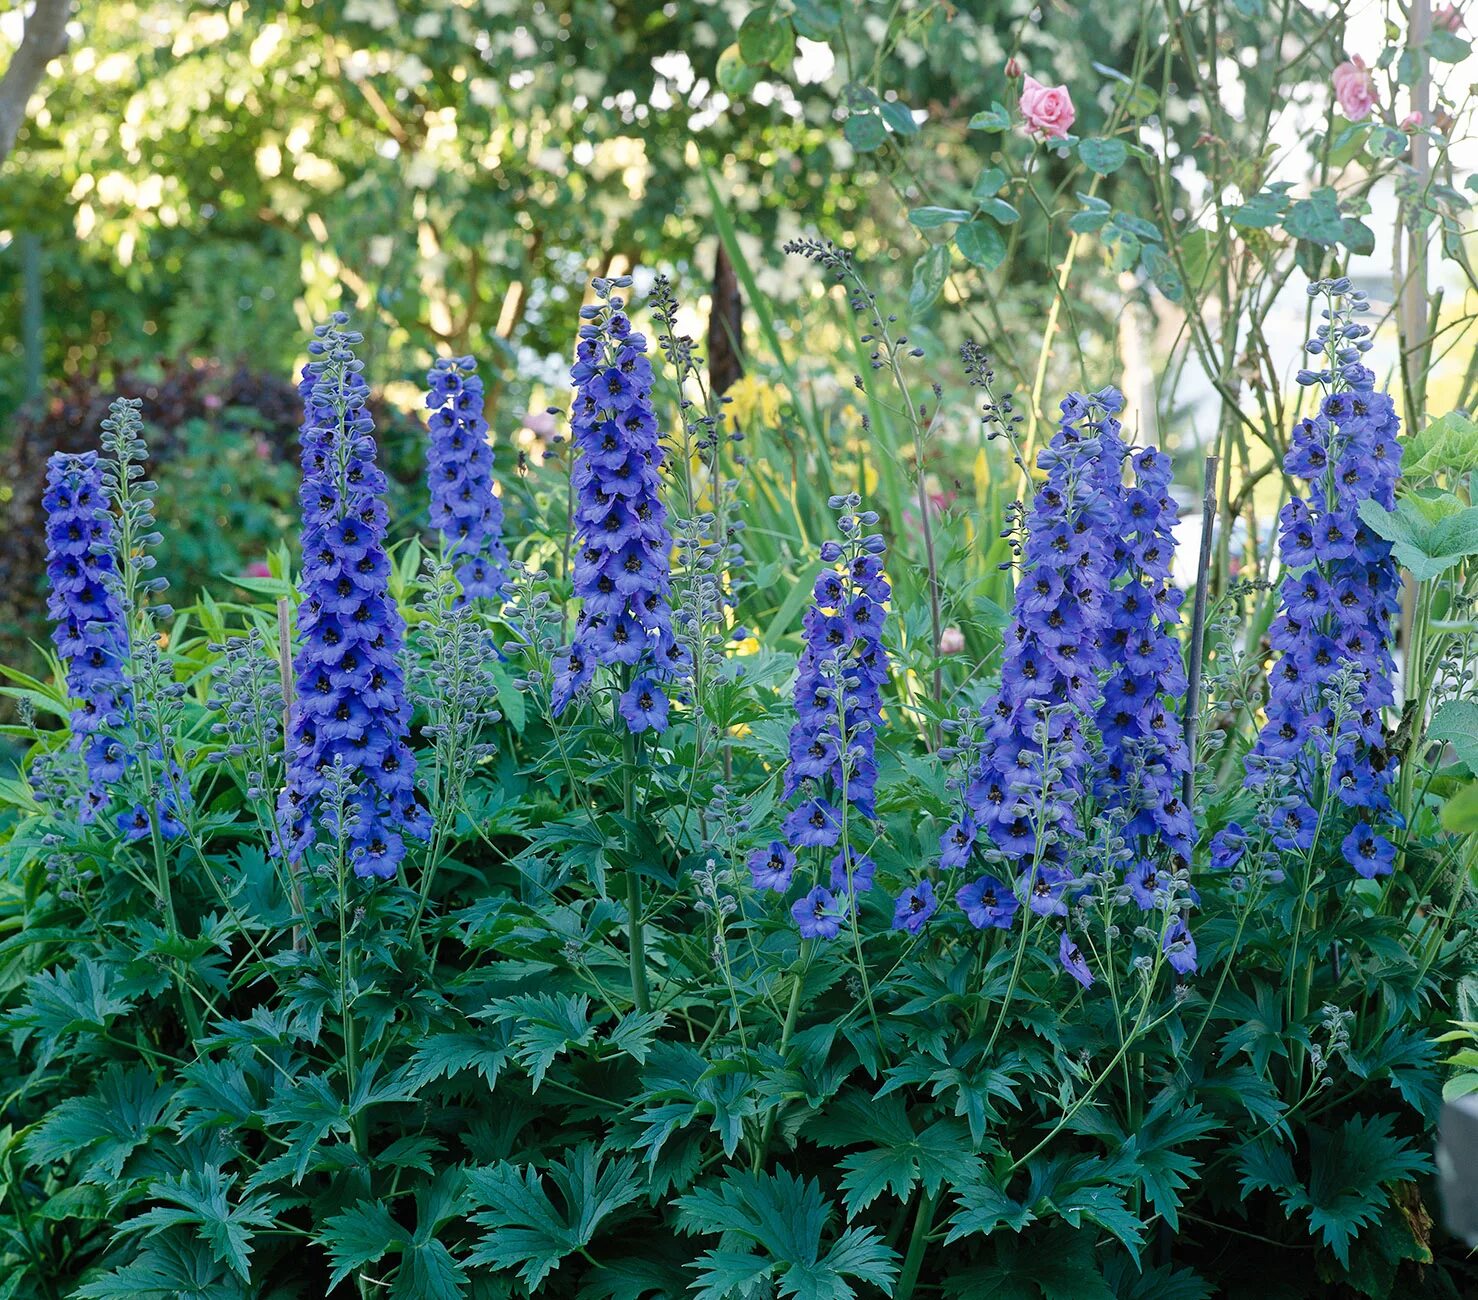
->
[[1019, 75, 1075, 142], [245, 561, 271, 578], [1332, 55, 1377, 122], [1435, 4, 1464, 33], [938, 627, 965, 655], [1400, 110, 1424, 131]]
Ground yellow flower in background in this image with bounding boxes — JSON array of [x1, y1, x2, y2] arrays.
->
[[725, 374, 787, 431]]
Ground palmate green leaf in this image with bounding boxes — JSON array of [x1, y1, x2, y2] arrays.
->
[[175, 1058, 258, 1135], [676, 1168, 898, 1300], [25, 1063, 171, 1181], [8, 957, 133, 1057], [394, 1239, 468, 1300], [117, 1166, 277, 1282], [465, 1143, 642, 1291], [480, 992, 596, 1089], [74, 1235, 240, 1298], [1358, 497, 1478, 581], [634, 1042, 758, 1161], [406, 1029, 510, 1090], [804, 1088, 980, 1214], [945, 1223, 1115, 1300], [1287, 1116, 1431, 1266], [579, 1249, 692, 1300], [1428, 699, 1478, 773], [944, 1174, 1036, 1242], [1101, 1256, 1213, 1300], [322, 1200, 405, 1289]]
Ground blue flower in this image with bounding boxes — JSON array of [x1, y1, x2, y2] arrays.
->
[[618, 675, 670, 733], [829, 850, 876, 895], [747, 841, 796, 893], [551, 277, 678, 729], [958, 389, 1123, 912], [1094, 443, 1193, 952], [278, 315, 429, 880], [957, 874, 1019, 930], [892, 879, 938, 933], [1163, 919, 1197, 975], [782, 506, 891, 844], [1342, 823, 1395, 879], [1209, 822, 1249, 870], [1059, 930, 1094, 988], [1245, 281, 1402, 871], [43, 451, 131, 823], [792, 885, 846, 940], [425, 355, 507, 603], [783, 797, 842, 848]]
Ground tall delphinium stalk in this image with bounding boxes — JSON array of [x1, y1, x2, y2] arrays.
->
[[42, 451, 133, 824], [95, 398, 193, 846], [783, 237, 946, 739], [1244, 279, 1403, 877], [278, 314, 430, 881], [425, 355, 507, 603], [1095, 445, 1197, 972], [550, 275, 681, 729], [778, 495, 892, 938], [409, 554, 504, 932], [947, 389, 1123, 983], [548, 275, 678, 1014]]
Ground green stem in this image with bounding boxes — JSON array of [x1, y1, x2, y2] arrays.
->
[[622, 727, 651, 1014], [893, 1190, 938, 1300]]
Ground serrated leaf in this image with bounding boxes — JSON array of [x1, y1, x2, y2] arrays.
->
[[323, 1201, 405, 1289], [117, 1166, 277, 1282], [26, 1064, 170, 1181], [676, 1168, 898, 1300], [1403, 410, 1478, 479], [466, 1145, 643, 1290], [1358, 497, 1478, 580], [1428, 700, 1478, 771]]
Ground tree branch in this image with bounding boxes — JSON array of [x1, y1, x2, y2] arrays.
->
[[0, 0, 70, 167]]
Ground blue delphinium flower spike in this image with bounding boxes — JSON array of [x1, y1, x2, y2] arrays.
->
[[43, 451, 131, 823], [278, 314, 430, 880], [1245, 281, 1402, 875], [779, 497, 892, 930], [426, 355, 507, 603], [550, 277, 679, 729], [954, 389, 1124, 928], [1095, 444, 1194, 961]]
